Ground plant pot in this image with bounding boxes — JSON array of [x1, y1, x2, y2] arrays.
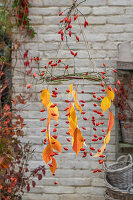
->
[[120, 120, 133, 144]]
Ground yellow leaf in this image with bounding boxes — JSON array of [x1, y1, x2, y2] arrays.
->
[[72, 137, 74, 146], [107, 87, 114, 101], [42, 144, 53, 164], [93, 143, 106, 158], [50, 136, 62, 153], [50, 157, 57, 174], [69, 84, 73, 95], [72, 128, 84, 156], [74, 90, 82, 113], [104, 131, 111, 144], [101, 96, 111, 113], [68, 105, 77, 124], [41, 89, 50, 109], [47, 102, 59, 121]]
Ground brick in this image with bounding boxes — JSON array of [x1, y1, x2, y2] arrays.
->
[[93, 25, 124, 33], [108, 0, 133, 6], [30, 16, 43, 24], [107, 16, 133, 24], [93, 7, 124, 15], [43, 0, 72, 7], [29, 7, 59, 16], [86, 16, 106, 24], [82, 0, 106, 6], [30, 0, 43, 7], [85, 33, 107, 42], [125, 24, 133, 32], [125, 8, 133, 14]]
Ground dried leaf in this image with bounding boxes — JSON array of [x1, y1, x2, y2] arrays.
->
[[93, 143, 106, 158], [42, 144, 53, 164], [74, 90, 82, 113], [69, 84, 73, 95], [107, 87, 114, 101], [69, 125, 75, 137], [104, 110, 114, 144], [46, 117, 51, 142], [41, 89, 50, 109], [50, 157, 57, 174], [50, 136, 62, 153], [101, 96, 111, 113], [104, 131, 111, 144], [68, 104, 77, 131], [107, 110, 114, 133], [73, 128, 84, 156], [47, 102, 59, 121]]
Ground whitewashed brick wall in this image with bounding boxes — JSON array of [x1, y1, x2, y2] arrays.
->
[[12, 0, 133, 199]]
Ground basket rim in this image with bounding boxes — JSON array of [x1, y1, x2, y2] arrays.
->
[[104, 191, 119, 200], [104, 161, 133, 173], [103, 154, 133, 173], [104, 175, 133, 195]]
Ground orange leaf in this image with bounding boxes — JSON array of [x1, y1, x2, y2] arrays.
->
[[46, 117, 51, 142], [69, 125, 75, 137], [72, 128, 84, 156], [104, 131, 111, 144], [47, 102, 59, 121], [50, 136, 62, 153], [68, 105, 77, 130], [107, 110, 114, 133], [104, 110, 114, 144], [50, 157, 57, 174], [69, 84, 73, 95], [41, 89, 50, 109], [107, 87, 114, 101], [101, 96, 111, 113], [93, 143, 106, 158], [42, 144, 53, 164], [73, 90, 82, 113], [67, 103, 72, 114]]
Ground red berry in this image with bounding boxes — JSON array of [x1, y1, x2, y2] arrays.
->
[[69, 30, 71, 37], [27, 84, 31, 89], [64, 147, 68, 151], [117, 80, 120, 85], [108, 85, 111, 91], [114, 88, 117, 93], [83, 117, 87, 121], [65, 16, 68, 23], [80, 148, 86, 151], [99, 160, 103, 164], [90, 147, 95, 151], [59, 12, 63, 16], [74, 14, 78, 21], [101, 82, 104, 87], [76, 36, 79, 41]]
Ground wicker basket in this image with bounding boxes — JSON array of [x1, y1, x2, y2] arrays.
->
[[105, 178, 133, 200], [104, 191, 119, 200], [120, 120, 133, 144], [104, 154, 132, 189]]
